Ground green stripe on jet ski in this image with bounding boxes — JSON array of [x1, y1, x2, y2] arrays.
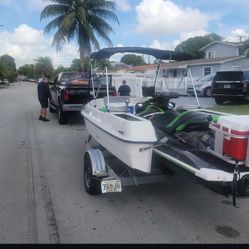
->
[[153, 148, 197, 174], [166, 110, 193, 128]]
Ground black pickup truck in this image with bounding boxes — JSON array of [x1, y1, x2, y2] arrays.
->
[[49, 72, 116, 124]]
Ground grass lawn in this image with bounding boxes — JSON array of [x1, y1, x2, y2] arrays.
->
[[208, 103, 249, 115]]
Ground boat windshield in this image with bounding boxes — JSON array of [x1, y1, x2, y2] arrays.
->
[[90, 74, 112, 87]]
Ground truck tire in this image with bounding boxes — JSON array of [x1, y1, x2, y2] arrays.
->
[[214, 97, 224, 105], [83, 153, 101, 195], [58, 105, 68, 124], [204, 87, 212, 97]]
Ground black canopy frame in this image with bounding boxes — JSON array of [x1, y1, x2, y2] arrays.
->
[[89, 47, 200, 108], [90, 46, 192, 61]]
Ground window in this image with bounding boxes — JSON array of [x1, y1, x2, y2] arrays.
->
[[204, 67, 212, 76], [172, 70, 177, 78]]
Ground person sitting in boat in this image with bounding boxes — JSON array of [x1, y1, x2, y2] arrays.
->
[[118, 80, 131, 96]]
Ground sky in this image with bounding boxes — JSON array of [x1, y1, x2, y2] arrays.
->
[[0, 0, 249, 68]]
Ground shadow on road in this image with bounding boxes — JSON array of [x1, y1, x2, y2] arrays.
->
[[67, 112, 85, 126]]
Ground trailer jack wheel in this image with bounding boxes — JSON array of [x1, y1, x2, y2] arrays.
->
[[84, 153, 101, 195]]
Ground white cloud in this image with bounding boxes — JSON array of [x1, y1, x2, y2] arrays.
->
[[115, 0, 132, 12], [148, 30, 208, 52], [224, 28, 249, 42], [135, 0, 212, 36], [180, 30, 208, 41], [149, 39, 176, 50], [0, 24, 79, 68]]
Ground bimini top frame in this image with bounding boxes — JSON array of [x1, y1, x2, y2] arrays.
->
[[90, 46, 193, 61], [89, 47, 195, 109]]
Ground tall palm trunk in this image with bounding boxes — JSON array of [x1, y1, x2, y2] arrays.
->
[[79, 49, 85, 73]]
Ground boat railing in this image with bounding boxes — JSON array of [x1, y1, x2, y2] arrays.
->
[[103, 96, 130, 112]]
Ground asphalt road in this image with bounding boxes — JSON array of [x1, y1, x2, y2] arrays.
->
[[0, 81, 249, 243]]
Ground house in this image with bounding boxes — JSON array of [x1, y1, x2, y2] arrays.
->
[[199, 41, 244, 59], [112, 41, 249, 95]]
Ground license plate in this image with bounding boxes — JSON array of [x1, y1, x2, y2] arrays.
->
[[101, 179, 122, 193], [224, 85, 231, 88]]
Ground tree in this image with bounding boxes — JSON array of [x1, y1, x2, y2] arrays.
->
[[0, 54, 17, 82], [40, 0, 119, 72], [0, 61, 9, 82], [52, 65, 72, 80], [70, 59, 81, 72], [94, 59, 111, 71], [175, 33, 223, 59], [34, 56, 54, 78], [239, 39, 249, 56], [120, 54, 146, 66], [18, 64, 36, 79]]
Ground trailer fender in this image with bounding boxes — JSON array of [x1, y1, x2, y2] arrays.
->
[[85, 149, 107, 177]]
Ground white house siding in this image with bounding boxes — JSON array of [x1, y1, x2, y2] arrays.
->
[[220, 57, 249, 71], [204, 43, 240, 58]]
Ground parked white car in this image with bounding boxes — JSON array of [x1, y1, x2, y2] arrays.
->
[[187, 73, 215, 97]]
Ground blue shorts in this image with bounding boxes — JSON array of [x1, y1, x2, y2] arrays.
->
[[38, 98, 48, 108]]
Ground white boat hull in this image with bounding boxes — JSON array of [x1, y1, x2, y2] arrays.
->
[[82, 97, 157, 173]]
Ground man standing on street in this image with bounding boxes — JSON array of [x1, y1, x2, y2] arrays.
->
[[118, 80, 131, 96], [37, 76, 51, 121]]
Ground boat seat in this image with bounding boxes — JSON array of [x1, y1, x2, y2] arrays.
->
[[103, 96, 130, 112], [150, 110, 211, 135]]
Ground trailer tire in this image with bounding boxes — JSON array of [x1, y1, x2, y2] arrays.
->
[[83, 153, 101, 195], [238, 175, 249, 196]]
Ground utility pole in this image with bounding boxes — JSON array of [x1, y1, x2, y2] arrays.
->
[[237, 34, 247, 43]]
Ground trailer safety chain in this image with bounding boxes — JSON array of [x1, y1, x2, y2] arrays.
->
[[232, 163, 240, 208]]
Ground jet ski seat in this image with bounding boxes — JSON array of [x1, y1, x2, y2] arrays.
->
[[150, 110, 211, 135]]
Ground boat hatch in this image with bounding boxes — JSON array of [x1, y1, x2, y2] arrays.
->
[[114, 113, 142, 121]]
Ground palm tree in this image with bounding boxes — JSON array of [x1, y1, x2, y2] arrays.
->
[[34, 56, 54, 78], [40, 0, 119, 72]]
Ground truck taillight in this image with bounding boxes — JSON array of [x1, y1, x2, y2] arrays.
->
[[112, 89, 117, 96], [63, 90, 70, 101]]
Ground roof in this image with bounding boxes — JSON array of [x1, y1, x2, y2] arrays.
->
[[90, 47, 192, 61], [124, 56, 247, 72], [124, 64, 157, 72], [200, 41, 244, 51]]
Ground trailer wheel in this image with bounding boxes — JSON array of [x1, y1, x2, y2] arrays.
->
[[238, 175, 249, 196], [84, 153, 101, 195]]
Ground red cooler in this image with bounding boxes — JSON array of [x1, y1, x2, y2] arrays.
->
[[210, 115, 249, 161]]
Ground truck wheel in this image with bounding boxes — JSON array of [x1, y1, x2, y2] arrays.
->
[[204, 87, 212, 97], [214, 97, 224, 105], [58, 106, 67, 124], [83, 153, 101, 195]]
